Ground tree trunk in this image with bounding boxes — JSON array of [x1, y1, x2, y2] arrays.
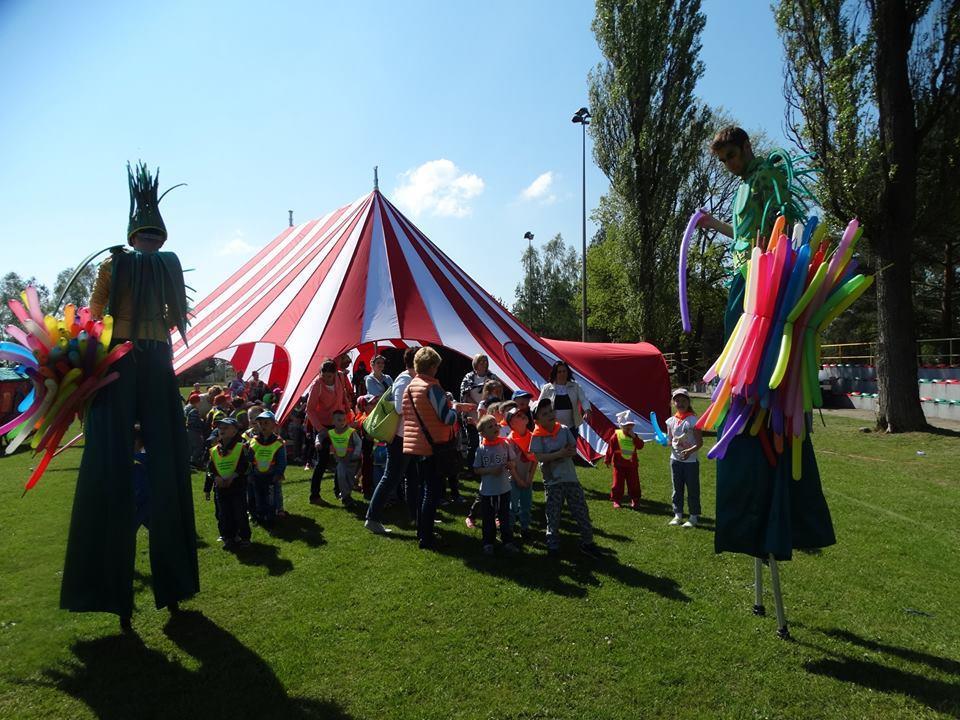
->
[[943, 238, 955, 342], [872, 0, 928, 432]]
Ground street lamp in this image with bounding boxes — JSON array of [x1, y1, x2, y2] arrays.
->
[[572, 106, 591, 342], [523, 231, 534, 327]]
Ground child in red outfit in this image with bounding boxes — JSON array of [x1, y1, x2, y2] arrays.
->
[[604, 411, 644, 509]]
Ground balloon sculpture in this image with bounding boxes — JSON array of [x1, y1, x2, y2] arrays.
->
[[1, 287, 131, 490], [687, 214, 873, 481]]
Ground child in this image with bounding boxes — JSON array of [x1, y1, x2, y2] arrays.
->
[[529, 399, 599, 557], [511, 390, 536, 431], [184, 394, 206, 469], [472, 415, 519, 555], [497, 401, 517, 437], [506, 408, 535, 541], [204, 417, 251, 550], [665, 388, 703, 528], [604, 411, 644, 509], [328, 409, 362, 507], [246, 410, 287, 526]]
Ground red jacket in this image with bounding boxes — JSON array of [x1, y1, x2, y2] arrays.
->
[[604, 429, 642, 469]]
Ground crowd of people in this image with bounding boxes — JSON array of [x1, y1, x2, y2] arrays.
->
[[183, 349, 703, 556]]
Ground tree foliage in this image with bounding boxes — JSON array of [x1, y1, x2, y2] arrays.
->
[[776, 0, 960, 431], [512, 234, 582, 340], [586, 0, 712, 346]]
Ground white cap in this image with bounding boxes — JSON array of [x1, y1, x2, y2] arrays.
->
[[616, 410, 636, 427]]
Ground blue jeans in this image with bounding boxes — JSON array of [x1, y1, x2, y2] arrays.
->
[[366, 436, 409, 522], [415, 455, 441, 547], [670, 460, 701, 516], [510, 481, 532, 530]]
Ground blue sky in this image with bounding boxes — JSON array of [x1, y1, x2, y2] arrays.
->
[[0, 0, 789, 306]]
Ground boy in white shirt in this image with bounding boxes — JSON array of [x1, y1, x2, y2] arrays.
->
[[665, 388, 703, 528]]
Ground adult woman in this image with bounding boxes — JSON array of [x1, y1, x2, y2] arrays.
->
[[538, 361, 591, 431], [402, 347, 469, 549], [60, 162, 199, 630], [364, 354, 393, 399], [459, 354, 500, 469]]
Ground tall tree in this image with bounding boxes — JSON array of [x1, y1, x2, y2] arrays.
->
[[776, 0, 959, 431], [512, 234, 582, 340], [588, 0, 711, 345], [0, 272, 50, 340], [52, 264, 98, 312]]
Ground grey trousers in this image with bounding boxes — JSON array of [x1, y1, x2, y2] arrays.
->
[[335, 459, 359, 501], [544, 482, 593, 550]]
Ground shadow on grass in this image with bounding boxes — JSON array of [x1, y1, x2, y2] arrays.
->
[[432, 526, 690, 602], [38, 610, 354, 719], [234, 541, 294, 576], [267, 513, 327, 548], [795, 626, 960, 717], [925, 424, 960, 439]]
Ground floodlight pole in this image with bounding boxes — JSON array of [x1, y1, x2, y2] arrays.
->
[[572, 107, 591, 342]]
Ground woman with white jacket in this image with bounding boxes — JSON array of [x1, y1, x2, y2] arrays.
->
[[538, 361, 591, 431]]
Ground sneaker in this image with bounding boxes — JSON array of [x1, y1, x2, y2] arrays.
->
[[630, 499, 640, 509], [465, 517, 476, 530], [579, 542, 601, 558], [668, 515, 683, 526], [502, 542, 520, 553], [303, 464, 311, 471], [682, 515, 699, 528], [612, 501, 622, 509], [365, 519, 392, 535], [482, 544, 495, 555]]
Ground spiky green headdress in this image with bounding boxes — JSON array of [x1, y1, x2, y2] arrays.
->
[[127, 161, 184, 244]]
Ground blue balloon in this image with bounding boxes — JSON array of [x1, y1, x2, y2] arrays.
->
[[650, 412, 669, 446]]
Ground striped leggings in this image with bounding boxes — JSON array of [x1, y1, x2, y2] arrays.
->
[[544, 482, 593, 550]]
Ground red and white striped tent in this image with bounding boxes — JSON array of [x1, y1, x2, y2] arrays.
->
[[172, 190, 670, 459]]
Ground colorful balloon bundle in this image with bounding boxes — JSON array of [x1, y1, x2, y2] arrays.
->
[[681, 215, 873, 480], [0, 286, 132, 490]]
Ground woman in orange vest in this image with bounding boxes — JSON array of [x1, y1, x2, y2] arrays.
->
[[401, 347, 472, 550]]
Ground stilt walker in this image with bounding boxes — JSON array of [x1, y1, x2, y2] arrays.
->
[[681, 127, 872, 638], [58, 162, 199, 630]]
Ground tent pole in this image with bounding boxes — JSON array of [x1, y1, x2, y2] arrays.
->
[[768, 554, 790, 639], [753, 557, 766, 616]]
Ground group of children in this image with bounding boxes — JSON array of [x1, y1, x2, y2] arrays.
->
[[187, 362, 704, 555], [201, 410, 287, 550]]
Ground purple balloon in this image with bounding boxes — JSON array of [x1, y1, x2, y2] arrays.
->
[[679, 209, 706, 333]]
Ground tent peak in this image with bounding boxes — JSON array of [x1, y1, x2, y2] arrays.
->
[[373, 165, 379, 191]]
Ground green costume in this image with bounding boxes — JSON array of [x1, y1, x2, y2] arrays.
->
[[715, 150, 836, 561], [60, 163, 199, 617]]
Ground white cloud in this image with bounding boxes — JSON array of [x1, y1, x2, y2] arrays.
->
[[218, 233, 256, 256], [393, 159, 485, 218], [520, 171, 556, 204]]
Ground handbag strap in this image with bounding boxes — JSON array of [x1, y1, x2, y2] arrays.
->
[[407, 386, 439, 446]]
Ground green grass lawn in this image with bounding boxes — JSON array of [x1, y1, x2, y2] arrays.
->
[[1, 405, 958, 719]]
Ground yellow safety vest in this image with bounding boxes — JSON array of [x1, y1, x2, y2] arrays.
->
[[209, 441, 244, 477], [248, 436, 283, 473], [329, 427, 356, 458], [207, 407, 226, 426], [615, 429, 636, 460]]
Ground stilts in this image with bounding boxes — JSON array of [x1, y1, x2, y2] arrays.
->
[[751, 555, 790, 639]]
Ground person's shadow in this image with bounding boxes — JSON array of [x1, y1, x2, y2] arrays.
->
[[799, 626, 960, 717], [39, 610, 354, 720]]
